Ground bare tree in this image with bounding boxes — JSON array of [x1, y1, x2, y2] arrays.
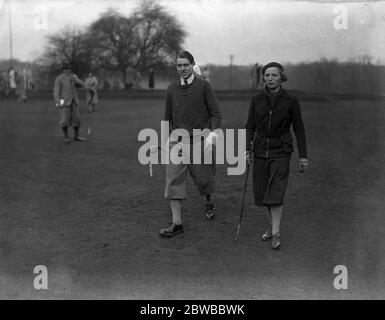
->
[[37, 2, 186, 88], [87, 8, 137, 85], [131, 0, 186, 73], [40, 26, 93, 77]]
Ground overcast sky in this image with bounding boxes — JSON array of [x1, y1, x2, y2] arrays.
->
[[0, 0, 384, 65]]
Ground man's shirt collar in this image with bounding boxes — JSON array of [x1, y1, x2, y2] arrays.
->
[[180, 74, 194, 85]]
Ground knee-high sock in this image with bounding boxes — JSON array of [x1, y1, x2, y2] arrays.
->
[[170, 200, 182, 225]]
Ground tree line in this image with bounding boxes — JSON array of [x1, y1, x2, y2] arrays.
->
[[37, 0, 185, 87], [2, 56, 384, 95], [208, 57, 385, 95]]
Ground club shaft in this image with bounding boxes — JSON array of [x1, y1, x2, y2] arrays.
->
[[238, 163, 250, 224], [235, 162, 250, 241], [235, 224, 241, 241], [149, 162, 153, 177]]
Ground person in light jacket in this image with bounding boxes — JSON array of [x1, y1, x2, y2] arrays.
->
[[85, 72, 99, 112]]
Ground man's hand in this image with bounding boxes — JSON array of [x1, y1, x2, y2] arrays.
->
[[55, 99, 65, 108], [70, 74, 85, 87], [204, 131, 218, 153], [70, 74, 79, 81], [299, 158, 308, 173]]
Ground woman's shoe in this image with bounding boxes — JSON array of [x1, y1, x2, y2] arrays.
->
[[271, 233, 281, 250], [261, 228, 273, 241]]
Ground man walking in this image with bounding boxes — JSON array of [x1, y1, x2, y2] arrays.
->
[[53, 62, 87, 143], [160, 51, 222, 237]]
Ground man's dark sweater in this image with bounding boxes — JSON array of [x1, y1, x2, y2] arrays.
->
[[164, 77, 221, 135]]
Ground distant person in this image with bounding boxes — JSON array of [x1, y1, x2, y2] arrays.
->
[[159, 50, 222, 238], [148, 68, 155, 89], [16, 69, 28, 102], [202, 66, 210, 82], [53, 62, 87, 143], [125, 67, 142, 89], [256, 64, 261, 88], [0, 70, 10, 95], [125, 67, 134, 89], [25, 67, 34, 90], [0, 72, 3, 94], [133, 70, 142, 89], [85, 72, 99, 112], [250, 63, 262, 89], [245, 62, 308, 250], [8, 67, 17, 97]]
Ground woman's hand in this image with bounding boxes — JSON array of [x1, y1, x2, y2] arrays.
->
[[299, 158, 308, 172], [245, 151, 253, 166]]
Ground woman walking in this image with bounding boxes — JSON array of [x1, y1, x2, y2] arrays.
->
[[245, 62, 308, 250]]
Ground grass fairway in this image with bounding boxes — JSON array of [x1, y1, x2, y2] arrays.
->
[[1, 95, 385, 299]]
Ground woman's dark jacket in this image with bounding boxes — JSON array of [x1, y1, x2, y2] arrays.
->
[[245, 87, 307, 159]]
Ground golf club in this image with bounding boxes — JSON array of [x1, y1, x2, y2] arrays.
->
[[234, 160, 251, 241], [148, 144, 167, 177], [235, 140, 254, 241]]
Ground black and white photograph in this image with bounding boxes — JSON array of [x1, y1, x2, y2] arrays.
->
[[0, 0, 384, 304]]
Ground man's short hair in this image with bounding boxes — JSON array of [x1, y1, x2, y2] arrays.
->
[[176, 51, 195, 65]]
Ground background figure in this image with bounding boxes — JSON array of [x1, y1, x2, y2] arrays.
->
[[53, 62, 87, 143], [85, 72, 99, 112], [148, 68, 155, 89], [250, 63, 262, 89], [125, 67, 134, 89], [256, 64, 261, 89], [0, 71, 3, 94], [25, 66, 34, 90], [133, 70, 142, 89], [16, 69, 28, 102], [8, 67, 17, 98], [202, 66, 210, 82], [125, 67, 142, 89], [0, 70, 10, 96]]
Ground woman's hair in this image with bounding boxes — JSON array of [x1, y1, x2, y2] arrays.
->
[[262, 62, 287, 82], [176, 51, 195, 64]]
